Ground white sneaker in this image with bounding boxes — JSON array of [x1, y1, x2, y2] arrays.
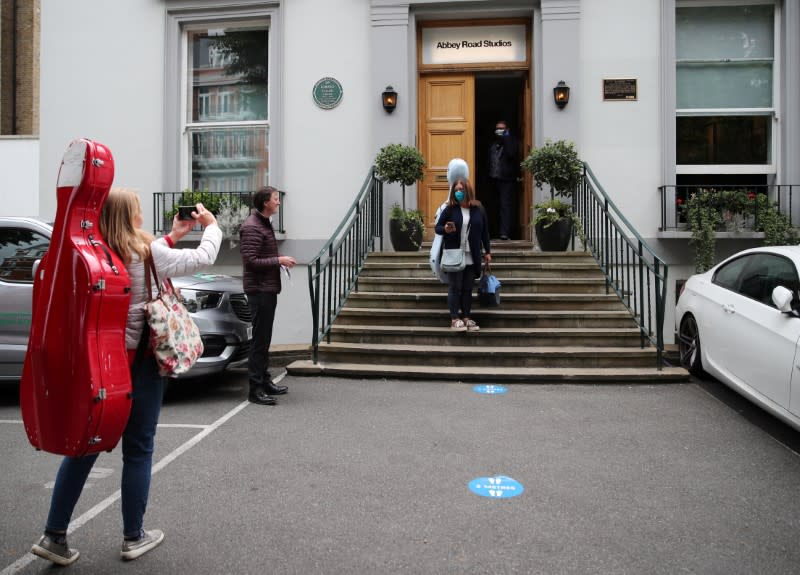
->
[[120, 529, 164, 561], [31, 534, 80, 566]]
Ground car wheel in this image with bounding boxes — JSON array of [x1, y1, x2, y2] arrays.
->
[[679, 314, 704, 376]]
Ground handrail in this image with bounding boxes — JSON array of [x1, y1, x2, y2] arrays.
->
[[307, 167, 383, 362], [576, 163, 669, 368]]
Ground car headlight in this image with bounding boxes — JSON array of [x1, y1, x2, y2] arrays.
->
[[179, 289, 223, 312]]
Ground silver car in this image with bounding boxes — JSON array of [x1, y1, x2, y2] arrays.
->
[[0, 217, 252, 381]]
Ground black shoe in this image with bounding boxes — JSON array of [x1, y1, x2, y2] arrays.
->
[[500, 235, 509, 241], [264, 383, 288, 395], [248, 389, 277, 405]]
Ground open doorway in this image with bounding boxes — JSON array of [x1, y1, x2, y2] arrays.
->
[[475, 72, 527, 240]]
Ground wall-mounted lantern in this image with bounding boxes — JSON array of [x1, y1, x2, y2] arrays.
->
[[382, 85, 398, 113], [553, 81, 570, 109]]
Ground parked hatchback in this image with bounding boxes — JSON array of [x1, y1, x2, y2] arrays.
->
[[676, 246, 800, 431], [0, 217, 251, 381]]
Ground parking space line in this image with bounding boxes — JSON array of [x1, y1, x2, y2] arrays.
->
[[0, 420, 22, 424], [157, 424, 210, 429], [0, 399, 251, 575]]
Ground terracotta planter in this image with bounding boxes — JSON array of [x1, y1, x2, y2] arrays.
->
[[389, 218, 423, 252], [535, 218, 573, 251]]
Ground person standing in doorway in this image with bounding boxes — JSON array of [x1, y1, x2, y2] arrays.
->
[[240, 186, 296, 406], [487, 120, 518, 240]]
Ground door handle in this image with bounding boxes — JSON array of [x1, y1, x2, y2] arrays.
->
[[722, 303, 735, 314]]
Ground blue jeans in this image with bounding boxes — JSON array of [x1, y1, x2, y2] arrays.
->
[[447, 264, 476, 319], [45, 355, 164, 538]]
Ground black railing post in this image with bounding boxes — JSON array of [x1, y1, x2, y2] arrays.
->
[[655, 259, 665, 370]]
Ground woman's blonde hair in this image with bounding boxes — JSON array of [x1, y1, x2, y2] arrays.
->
[[99, 188, 154, 264]]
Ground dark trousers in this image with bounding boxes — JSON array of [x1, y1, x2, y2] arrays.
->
[[247, 291, 278, 393], [495, 179, 516, 238], [447, 264, 476, 319]]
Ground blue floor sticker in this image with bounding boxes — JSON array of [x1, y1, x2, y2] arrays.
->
[[473, 384, 508, 395], [469, 476, 524, 498]]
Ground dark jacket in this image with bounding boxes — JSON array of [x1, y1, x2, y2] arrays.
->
[[240, 211, 281, 294], [488, 133, 518, 181], [434, 204, 491, 279]]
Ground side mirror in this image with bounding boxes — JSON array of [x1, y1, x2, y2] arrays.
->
[[772, 285, 795, 313]]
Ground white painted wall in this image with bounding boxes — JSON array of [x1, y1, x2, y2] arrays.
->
[[282, 0, 372, 240], [39, 1, 165, 230], [579, 0, 663, 239], [0, 138, 39, 217]]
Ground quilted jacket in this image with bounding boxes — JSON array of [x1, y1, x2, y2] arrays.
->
[[240, 211, 282, 294]]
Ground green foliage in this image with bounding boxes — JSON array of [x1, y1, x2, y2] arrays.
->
[[164, 189, 225, 221], [531, 199, 586, 249], [374, 144, 426, 187], [682, 189, 799, 271], [389, 204, 424, 249], [753, 194, 799, 246], [374, 143, 426, 212], [521, 139, 583, 199], [684, 192, 721, 273]]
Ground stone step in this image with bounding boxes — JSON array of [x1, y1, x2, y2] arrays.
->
[[286, 360, 690, 383], [370, 249, 595, 264], [336, 307, 638, 329], [361, 262, 605, 279], [347, 292, 628, 311], [356, 276, 609, 294], [329, 325, 646, 347], [313, 342, 659, 368]]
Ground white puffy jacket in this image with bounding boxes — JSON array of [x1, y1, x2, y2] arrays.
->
[[124, 224, 223, 349]]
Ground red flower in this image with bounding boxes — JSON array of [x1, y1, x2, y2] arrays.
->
[[676, 197, 684, 205], [748, 192, 756, 200]]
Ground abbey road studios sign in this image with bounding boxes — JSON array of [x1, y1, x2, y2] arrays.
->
[[313, 77, 343, 109], [422, 25, 527, 65]]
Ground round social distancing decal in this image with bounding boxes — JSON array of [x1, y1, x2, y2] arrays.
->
[[468, 476, 524, 499], [473, 384, 508, 395]]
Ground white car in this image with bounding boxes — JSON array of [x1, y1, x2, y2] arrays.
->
[[676, 246, 800, 431]]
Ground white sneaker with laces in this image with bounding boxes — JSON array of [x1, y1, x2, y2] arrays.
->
[[31, 534, 80, 566], [121, 529, 165, 561]]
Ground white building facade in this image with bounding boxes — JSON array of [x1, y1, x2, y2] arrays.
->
[[27, 0, 800, 345]]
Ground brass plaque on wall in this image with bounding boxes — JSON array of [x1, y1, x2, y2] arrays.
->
[[603, 78, 637, 101]]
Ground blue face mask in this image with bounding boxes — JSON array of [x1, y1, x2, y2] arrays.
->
[[454, 191, 465, 202]]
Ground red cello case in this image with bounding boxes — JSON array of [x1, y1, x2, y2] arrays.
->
[[20, 139, 132, 456]]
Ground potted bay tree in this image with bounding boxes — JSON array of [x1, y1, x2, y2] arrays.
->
[[374, 143, 426, 251], [521, 139, 583, 251]]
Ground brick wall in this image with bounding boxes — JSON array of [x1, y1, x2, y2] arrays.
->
[[0, 0, 40, 135]]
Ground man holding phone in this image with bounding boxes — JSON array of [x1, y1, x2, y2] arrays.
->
[[239, 186, 297, 405]]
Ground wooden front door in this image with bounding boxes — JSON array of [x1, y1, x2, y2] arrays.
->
[[418, 74, 475, 240]]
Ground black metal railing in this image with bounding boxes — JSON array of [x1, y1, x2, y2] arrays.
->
[[659, 184, 799, 232], [576, 164, 669, 368], [151, 190, 285, 236], [308, 167, 383, 363]]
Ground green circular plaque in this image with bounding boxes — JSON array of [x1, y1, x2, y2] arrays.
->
[[312, 77, 343, 109]]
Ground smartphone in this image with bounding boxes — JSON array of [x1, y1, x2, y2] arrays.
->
[[177, 206, 195, 221]]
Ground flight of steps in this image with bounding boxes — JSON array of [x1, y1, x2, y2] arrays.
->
[[287, 241, 688, 383]]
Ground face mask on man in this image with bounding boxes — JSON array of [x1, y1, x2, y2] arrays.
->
[[495, 128, 506, 136], [454, 190, 465, 202]]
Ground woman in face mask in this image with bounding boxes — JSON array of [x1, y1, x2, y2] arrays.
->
[[434, 178, 492, 332]]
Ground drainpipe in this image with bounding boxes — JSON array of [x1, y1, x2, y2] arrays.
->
[[11, 0, 18, 133]]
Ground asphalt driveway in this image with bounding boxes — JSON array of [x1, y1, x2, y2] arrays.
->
[[1, 373, 799, 575]]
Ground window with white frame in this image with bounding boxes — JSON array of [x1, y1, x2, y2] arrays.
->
[[185, 22, 270, 194], [676, 3, 777, 179]]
